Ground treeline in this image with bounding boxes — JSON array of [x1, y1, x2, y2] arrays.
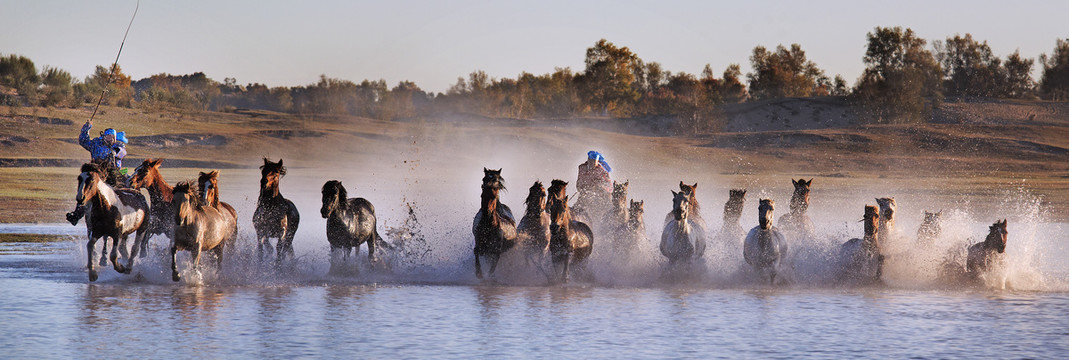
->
[[3, 27, 1069, 129]]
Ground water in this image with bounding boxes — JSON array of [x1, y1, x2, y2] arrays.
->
[[2, 219, 1068, 359]]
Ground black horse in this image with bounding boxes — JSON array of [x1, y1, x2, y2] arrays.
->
[[321, 180, 390, 274], [547, 179, 594, 284], [253, 158, 300, 266]]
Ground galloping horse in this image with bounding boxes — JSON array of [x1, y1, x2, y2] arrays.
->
[[876, 197, 898, 246], [717, 189, 747, 245], [253, 158, 300, 266], [517, 181, 551, 268], [966, 220, 1008, 276], [916, 210, 943, 246], [472, 168, 518, 279], [321, 180, 388, 274], [198, 170, 238, 219], [546, 180, 594, 283], [130, 158, 175, 255], [76, 163, 150, 281], [743, 199, 788, 284], [839, 205, 883, 284], [170, 181, 237, 282], [664, 182, 704, 229], [778, 179, 815, 239], [602, 180, 630, 233], [617, 199, 647, 249], [660, 190, 707, 265]]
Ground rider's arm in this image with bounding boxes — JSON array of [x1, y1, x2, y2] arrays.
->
[[79, 121, 92, 150]]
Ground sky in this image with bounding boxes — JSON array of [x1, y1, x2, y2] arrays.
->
[[1, 0, 1067, 93]]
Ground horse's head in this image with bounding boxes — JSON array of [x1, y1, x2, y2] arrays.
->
[[671, 190, 690, 222], [548, 193, 571, 229], [862, 205, 880, 239], [171, 181, 202, 215], [629, 199, 644, 226], [260, 158, 287, 193], [198, 170, 221, 208], [612, 180, 629, 205], [922, 210, 943, 230], [130, 158, 163, 189], [547, 179, 568, 204], [987, 219, 1008, 253], [876, 197, 896, 222], [481, 167, 505, 191], [321, 180, 347, 218], [790, 178, 812, 212], [725, 188, 747, 219], [758, 199, 775, 230], [526, 181, 546, 210], [678, 181, 698, 198], [76, 163, 105, 206]]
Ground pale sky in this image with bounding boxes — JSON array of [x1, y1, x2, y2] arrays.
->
[[1, 0, 1066, 93]]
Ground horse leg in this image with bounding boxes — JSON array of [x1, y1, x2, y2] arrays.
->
[[561, 254, 571, 284], [770, 270, 777, 286], [487, 253, 500, 278], [99, 236, 109, 267], [86, 236, 99, 282], [328, 246, 341, 274], [116, 234, 132, 274], [109, 235, 126, 274], [190, 245, 202, 277], [474, 250, 484, 280], [171, 245, 180, 282], [367, 235, 377, 263], [213, 244, 224, 272]]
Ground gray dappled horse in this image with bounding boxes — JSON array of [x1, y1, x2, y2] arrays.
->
[[320, 180, 390, 274], [744, 199, 789, 285], [838, 205, 884, 285], [661, 190, 707, 265]]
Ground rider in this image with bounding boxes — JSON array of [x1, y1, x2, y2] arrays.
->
[[66, 118, 130, 225], [576, 150, 612, 194]]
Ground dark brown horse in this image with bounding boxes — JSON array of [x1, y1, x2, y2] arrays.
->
[[517, 181, 551, 268], [472, 168, 518, 279], [616, 199, 647, 250], [170, 181, 237, 282], [778, 179, 815, 239], [967, 219, 1008, 275], [838, 205, 883, 284], [321, 180, 389, 274], [130, 158, 176, 256], [602, 180, 630, 232], [718, 189, 747, 244], [76, 163, 150, 281], [546, 179, 594, 283], [253, 158, 300, 266]]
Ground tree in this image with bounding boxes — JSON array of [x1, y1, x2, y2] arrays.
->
[[81, 64, 134, 107], [852, 26, 942, 123], [933, 34, 1002, 97], [40, 66, 73, 107], [0, 54, 40, 101], [1003, 51, 1035, 99], [576, 39, 642, 116], [1039, 38, 1069, 100], [746, 44, 826, 100]]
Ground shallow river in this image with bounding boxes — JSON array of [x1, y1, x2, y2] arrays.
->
[[2, 221, 1068, 359]]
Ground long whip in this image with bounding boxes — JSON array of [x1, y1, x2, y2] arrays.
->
[[88, 0, 139, 124]]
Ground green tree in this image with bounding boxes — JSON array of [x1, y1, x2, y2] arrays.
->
[[40, 66, 73, 107], [82, 64, 134, 107], [852, 26, 942, 123], [576, 39, 642, 116], [933, 34, 1003, 97], [0, 54, 40, 101], [1003, 50, 1035, 99], [1039, 38, 1069, 100], [746, 44, 826, 100]]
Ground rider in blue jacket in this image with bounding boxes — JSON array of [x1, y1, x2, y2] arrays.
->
[[67, 119, 130, 225]]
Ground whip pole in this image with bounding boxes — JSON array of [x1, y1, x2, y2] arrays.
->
[[88, 0, 139, 123]]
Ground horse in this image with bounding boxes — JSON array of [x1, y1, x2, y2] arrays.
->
[[966, 219, 1008, 276], [170, 181, 237, 282], [717, 189, 747, 245], [472, 168, 518, 279], [601, 180, 630, 233], [916, 210, 943, 246], [75, 163, 150, 281], [777, 179, 815, 239], [617, 199, 647, 250], [130, 158, 175, 256], [197, 170, 238, 221], [743, 199, 789, 284], [838, 205, 883, 285], [664, 181, 704, 228], [517, 181, 551, 268], [546, 180, 594, 283], [321, 180, 389, 274], [660, 190, 707, 265], [876, 197, 899, 246], [252, 158, 300, 266]]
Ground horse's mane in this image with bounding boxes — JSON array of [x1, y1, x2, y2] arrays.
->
[[80, 162, 103, 175], [526, 181, 544, 206], [322, 180, 347, 201], [172, 180, 202, 207], [260, 158, 287, 176], [548, 179, 568, 200]]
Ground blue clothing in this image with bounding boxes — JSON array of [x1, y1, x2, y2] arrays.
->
[[586, 150, 612, 173], [79, 122, 126, 167]]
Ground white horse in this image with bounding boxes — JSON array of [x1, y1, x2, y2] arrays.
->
[[744, 199, 789, 285], [876, 197, 900, 246], [661, 190, 706, 265], [75, 163, 150, 282]]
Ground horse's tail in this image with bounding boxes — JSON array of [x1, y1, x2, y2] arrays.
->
[[374, 230, 394, 250]]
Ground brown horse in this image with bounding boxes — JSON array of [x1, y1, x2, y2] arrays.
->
[[253, 158, 300, 266], [778, 179, 815, 239], [170, 181, 237, 282], [718, 189, 747, 245], [517, 181, 551, 268], [916, 210, 943, 246], [130, 158, 175, 256], [472, 168, 518, 279], [602, 180, 630, 232], [664, 182, 705, 228], [321, 180, 389, 274], [838, 205, 883, 284], [546, 180, 593, 283], [616, 199, 647, 250], [966, 219, 1008, 275], [197, 170, 239, 231], [76, 163, 150, 281]]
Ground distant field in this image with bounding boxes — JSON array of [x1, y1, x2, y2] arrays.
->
[[2, 99, 1069, 223]]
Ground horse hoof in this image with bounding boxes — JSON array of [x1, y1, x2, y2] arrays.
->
[[172, 273, 181, 282], [89, 271, 98, 282]]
